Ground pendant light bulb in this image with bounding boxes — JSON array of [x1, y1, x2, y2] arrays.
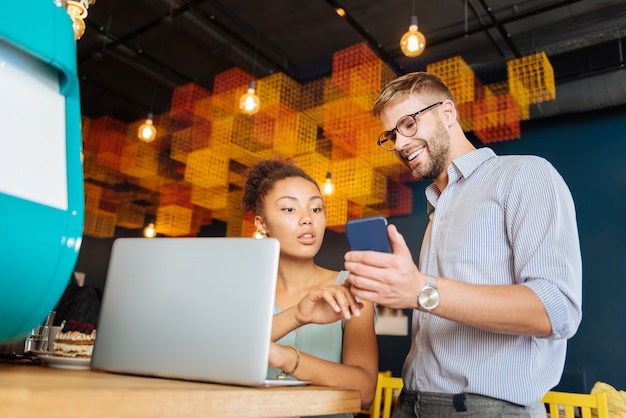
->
[[138, 113, 157, 142], [70, 16, 86, 40], [64, 1, 93, 40], [144, 223, 156, 238], [400, 15, 426, 57], [323, 172, 335, 196], [239, 80, 261, 115]]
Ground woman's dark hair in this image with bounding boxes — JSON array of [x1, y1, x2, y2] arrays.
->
[[241, 157, 320, 216]]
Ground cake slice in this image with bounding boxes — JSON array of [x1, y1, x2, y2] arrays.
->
[[53, 320, 97, 358]]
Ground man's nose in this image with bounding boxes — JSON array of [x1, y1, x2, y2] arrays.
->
[[394, 131, 412, 151]]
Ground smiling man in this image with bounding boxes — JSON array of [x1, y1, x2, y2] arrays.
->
[[344, 72, 582, 417]]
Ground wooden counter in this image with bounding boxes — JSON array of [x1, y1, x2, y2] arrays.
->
[[0, 363, 361, 417]]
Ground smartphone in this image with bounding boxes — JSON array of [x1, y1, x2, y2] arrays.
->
[[345, 216, 392, 253]]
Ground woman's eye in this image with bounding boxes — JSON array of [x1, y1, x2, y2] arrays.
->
[[282, 207, 295, 213], [311, 207, 324, 213]]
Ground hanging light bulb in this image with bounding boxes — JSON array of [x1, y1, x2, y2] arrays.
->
[[62, 0, 95, 40], [144, 223, 156, 238], [239, 80, 261, 115], [323, 172, 335, 196], [138, 113, 157, 142], [70, 15, 86, 40], [400, 15, 426, 57]]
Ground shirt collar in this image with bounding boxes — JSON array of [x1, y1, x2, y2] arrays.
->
[[424, 147, 496, 213], [451, 147, 496, 180]]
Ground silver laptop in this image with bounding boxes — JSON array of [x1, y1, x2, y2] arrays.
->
[[92, 237, 308, 387]]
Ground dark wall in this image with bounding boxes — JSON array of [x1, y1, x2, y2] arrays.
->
[[76, 104, 626, 392], [484, 105, 626, 393]]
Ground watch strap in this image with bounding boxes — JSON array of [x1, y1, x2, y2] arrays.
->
[[425, 275, 437, 289]]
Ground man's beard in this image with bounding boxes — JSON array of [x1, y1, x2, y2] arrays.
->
[[410, 118, 450, 181]]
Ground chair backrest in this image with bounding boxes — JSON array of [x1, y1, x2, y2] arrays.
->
[[368, 374, 404, 418], [542, 390, 610, 418]]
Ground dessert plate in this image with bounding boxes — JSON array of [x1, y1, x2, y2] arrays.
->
[[37, 353, 91, 370]]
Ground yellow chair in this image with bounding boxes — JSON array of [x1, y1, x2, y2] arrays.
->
[[542, 390, 609, 418], [360, 371, 391, 416], [360, 372, 403, 418]]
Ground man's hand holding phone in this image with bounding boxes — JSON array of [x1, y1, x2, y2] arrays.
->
[[344, 219, 423, 310]]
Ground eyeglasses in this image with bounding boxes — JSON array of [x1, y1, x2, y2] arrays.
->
[[377, 101, 443, 151]]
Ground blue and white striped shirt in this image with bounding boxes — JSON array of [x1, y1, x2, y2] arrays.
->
[[403, 147, 582, 406]]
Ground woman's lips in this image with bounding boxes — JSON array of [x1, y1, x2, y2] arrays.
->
[[298, 232, 316, 244]]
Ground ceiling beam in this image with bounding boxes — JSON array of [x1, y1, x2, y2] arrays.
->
[[323, 0, 402, 75]]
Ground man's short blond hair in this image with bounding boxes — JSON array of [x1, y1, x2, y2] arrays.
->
[[373, 72, 457, 119]]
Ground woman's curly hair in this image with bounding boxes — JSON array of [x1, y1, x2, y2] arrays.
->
[[241, 157, 320, 216]]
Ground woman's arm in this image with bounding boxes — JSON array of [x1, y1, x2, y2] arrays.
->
[[270, 300, 379, 408], [271, 284, 364, 341]]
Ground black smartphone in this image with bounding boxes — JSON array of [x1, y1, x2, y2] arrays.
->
[[345, 216, 392, 253]]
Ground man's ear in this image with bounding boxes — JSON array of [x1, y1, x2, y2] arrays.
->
[[441, 100, 458, 127]]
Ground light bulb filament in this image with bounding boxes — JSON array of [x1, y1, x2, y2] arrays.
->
[[239, 81, 261, 115], [323, 172, 335, 195], [400, 16, 426, 57], [144, 223, 156, 238], [138, 116, 157, 142]]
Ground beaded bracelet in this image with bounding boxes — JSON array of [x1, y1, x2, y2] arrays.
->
[[277, 345, 300, 380]]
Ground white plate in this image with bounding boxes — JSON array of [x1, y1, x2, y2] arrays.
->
[[37, 354, 92, 370]]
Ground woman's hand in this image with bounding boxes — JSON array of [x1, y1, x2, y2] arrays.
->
[[268, 341, 287, 369], [294, 284, 364, 325]]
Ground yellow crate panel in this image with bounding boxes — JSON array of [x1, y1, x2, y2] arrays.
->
[[507, 52, 556, 104], [184, 149, 230, 188], [116, 202, 146, 229], [324, 194, 348, 230], [191, 185, 229, 210], [84, 209, 117, 238], [156, 204, 193, 237], [258, 72, 301, 111], [120, 142, 159, 179], [84, 182, 104, 210], [295, 152, 332, 188]]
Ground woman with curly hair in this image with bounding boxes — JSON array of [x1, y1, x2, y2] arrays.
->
[[242, 157, 378, 416]]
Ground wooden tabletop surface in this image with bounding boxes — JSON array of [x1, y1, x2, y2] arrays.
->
[[0, 363, 361, 417]]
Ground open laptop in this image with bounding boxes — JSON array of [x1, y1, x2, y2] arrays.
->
[[91, 237, 308, 387]]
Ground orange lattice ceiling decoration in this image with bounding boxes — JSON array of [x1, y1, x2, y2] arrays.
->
[[82, 43, 553, 238]]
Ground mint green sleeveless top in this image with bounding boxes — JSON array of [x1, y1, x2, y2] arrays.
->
[[268, 270, 353, 418]]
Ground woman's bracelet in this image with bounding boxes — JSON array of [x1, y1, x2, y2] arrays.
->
[[277, 345, 300, 380]]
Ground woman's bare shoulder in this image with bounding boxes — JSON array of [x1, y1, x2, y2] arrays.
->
[[316, 266, 348, 286]]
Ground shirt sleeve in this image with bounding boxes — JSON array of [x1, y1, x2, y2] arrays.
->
[[504, 157, 582, 339]]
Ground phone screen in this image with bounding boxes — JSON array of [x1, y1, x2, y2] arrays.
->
[[345, 216, 392, 253]]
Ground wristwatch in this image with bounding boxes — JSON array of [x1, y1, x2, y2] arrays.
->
[[418, 275, 440, 312]]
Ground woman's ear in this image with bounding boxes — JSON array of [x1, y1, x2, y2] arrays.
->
[[254, 216, 267, 236]]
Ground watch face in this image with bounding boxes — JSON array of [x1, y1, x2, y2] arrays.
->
[[419, 287, 440, 311]]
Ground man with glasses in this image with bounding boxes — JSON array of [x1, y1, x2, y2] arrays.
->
[[344, 72, 582, 417]]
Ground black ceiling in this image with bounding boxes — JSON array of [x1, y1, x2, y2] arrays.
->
[[76, 0, 626, 124]]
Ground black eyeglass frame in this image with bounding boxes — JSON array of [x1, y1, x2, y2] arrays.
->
[[377, 101, 444, 151]]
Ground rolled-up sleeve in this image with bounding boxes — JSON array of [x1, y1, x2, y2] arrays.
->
[[507, 158, 582, 339]]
